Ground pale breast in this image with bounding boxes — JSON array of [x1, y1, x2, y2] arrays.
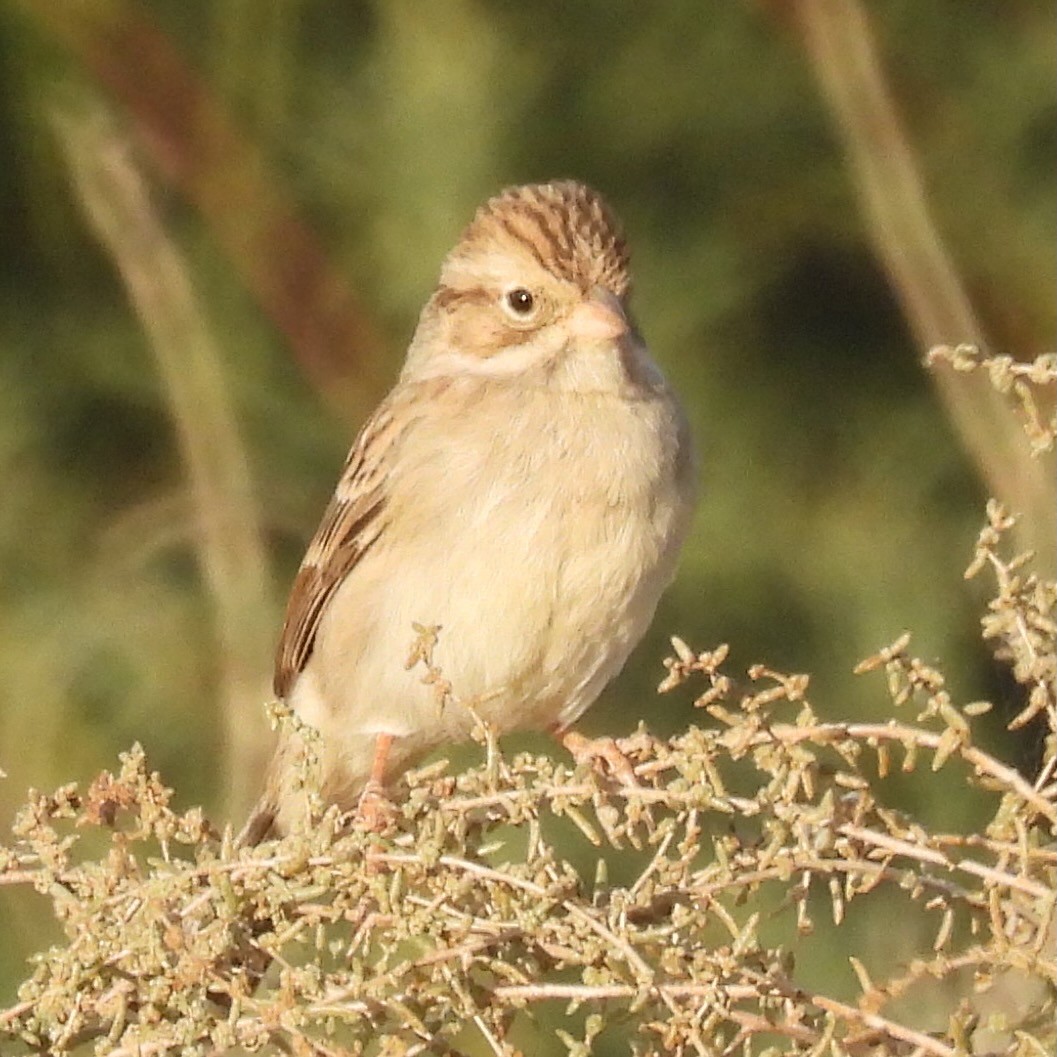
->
[[303, 374, 694, 754]]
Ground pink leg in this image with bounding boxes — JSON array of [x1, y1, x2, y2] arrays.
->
[[357, 733, 395, 831]]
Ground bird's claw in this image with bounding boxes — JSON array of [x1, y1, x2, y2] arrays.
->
[[562, 731, 640, 786], [355, 781, 396, 832]]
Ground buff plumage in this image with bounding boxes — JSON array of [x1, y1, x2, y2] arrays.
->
[[244, 181, 696, 843]]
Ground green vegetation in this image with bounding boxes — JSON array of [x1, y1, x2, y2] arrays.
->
[[0, 1, 1053, 1051]]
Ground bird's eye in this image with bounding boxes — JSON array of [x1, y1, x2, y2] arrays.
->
[[503, 287, 536, 317]]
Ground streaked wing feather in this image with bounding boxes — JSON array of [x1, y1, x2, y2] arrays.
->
[[272, 402, 399, 698]]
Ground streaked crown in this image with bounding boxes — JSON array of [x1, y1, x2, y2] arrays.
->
[[447, 180, 631, 297]]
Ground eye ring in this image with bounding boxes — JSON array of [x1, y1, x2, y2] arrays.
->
[[502, 287, 536, 318]]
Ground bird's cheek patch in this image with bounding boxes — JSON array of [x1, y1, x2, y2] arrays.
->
[[451, 307, 528, 358]]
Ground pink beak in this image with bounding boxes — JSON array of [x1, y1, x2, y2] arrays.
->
[[567, 287, 629, 342]]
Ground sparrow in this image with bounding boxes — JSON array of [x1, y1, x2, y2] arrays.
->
[[242, 180, 697, 842]]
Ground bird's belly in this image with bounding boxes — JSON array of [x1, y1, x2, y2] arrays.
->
[[306, 476, 677, 747], [292, 389, 692, 803]]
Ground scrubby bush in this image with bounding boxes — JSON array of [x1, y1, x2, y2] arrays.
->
[[0, 350, 1053, 1056]]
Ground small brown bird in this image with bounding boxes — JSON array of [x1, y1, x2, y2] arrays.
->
[[243, 180, 697, 842]]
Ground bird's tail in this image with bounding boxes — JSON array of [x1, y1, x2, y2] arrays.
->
[[236, 797, 278, 847]]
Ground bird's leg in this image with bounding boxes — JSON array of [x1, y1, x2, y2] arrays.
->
[[561, 730, 640, 787], [356, 732, 395, 830]]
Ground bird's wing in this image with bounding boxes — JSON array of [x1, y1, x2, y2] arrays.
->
[[272, 396, 406, 699]]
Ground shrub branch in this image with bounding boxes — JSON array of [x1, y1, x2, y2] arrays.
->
[[0, 353, 1053, 1055]]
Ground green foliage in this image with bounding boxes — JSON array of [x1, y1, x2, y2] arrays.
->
[[0, 0, 1055, 1041], [0, 0, 1050, 817]]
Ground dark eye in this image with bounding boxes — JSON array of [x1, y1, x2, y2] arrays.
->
[[504, 287, 535, 316]]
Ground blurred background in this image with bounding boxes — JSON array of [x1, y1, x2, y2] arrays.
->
[[0, 0, 1053, 1012]]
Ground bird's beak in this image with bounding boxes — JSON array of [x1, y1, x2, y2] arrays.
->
[[567, 287, 630, 342]]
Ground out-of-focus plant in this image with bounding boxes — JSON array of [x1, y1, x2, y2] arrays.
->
[[56, 99, 277, 821], [789, 0, 1055, 561], [0, 353, 1052, 1056]]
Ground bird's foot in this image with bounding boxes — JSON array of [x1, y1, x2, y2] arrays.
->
[[562, 731, 640, 786], [355, 780, 396, 832]]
